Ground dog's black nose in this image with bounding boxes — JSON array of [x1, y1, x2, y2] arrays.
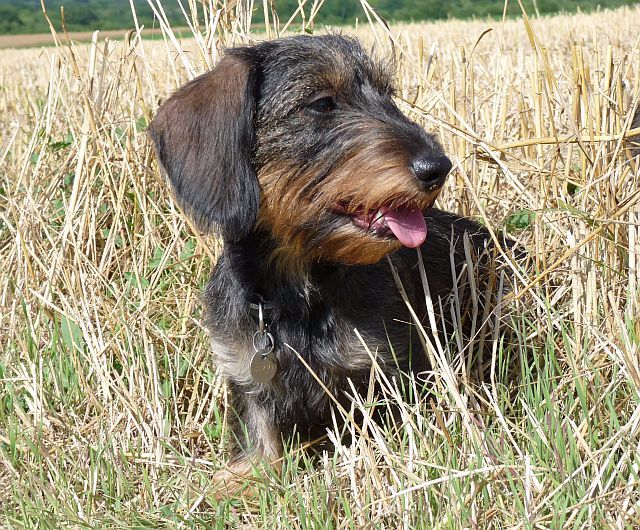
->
[[410, 154, 452, 188]]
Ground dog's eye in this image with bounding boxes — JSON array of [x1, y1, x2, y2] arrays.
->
[[308, 96, 337, 113]]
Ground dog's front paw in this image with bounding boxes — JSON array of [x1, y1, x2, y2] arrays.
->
[[211, 457, 282, 499]]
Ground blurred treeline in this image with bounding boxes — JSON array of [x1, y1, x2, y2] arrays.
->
[[1, 0, 637, 34]]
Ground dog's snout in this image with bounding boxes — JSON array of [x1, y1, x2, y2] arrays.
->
[[410, 154, 452, 188]]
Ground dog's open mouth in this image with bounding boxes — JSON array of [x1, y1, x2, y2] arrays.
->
[[332, 203, 428, 248]]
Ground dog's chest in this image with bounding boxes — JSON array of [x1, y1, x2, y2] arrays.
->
[[203, 251, 422, 395], [209, 290, 416, 391]]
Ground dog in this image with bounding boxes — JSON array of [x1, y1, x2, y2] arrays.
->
[[149, 34, 510, 490]]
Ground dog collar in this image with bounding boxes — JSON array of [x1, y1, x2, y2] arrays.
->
[[248, 294, 278, 384], [248, 294, 275, 324]]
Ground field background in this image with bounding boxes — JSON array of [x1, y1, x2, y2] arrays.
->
[[1, 1, 640, 528], [2, 0, 639, 36], [0, 28, 176, 49]]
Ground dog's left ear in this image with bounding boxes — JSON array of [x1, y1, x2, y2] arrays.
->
[[149, 51, 259, 241]]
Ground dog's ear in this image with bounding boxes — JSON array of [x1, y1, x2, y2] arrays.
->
[[149, 51, 259, 241]]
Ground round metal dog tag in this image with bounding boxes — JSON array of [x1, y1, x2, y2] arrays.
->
[[250, 353, 277, 384]]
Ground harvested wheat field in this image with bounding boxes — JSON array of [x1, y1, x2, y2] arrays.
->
[[0, 28, 173, 50], [1, 1, 640, 528]]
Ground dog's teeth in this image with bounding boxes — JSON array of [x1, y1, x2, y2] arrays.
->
[[377, 209, 388, 226]]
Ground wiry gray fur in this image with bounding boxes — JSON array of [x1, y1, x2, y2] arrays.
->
[[150, 35, 514, 474]]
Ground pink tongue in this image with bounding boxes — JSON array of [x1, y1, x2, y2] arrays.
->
[[383, 207, 427, 248]]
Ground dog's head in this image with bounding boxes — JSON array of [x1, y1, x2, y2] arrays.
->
[[149, 35, 451, 266]]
